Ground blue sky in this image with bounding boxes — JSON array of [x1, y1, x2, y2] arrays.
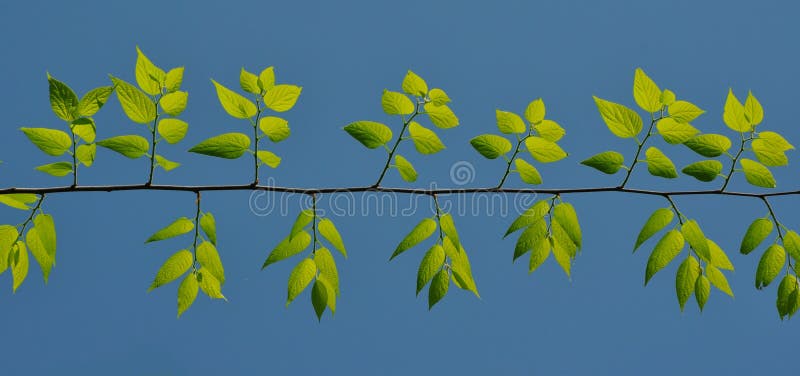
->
[[1, 0, 798, 374]]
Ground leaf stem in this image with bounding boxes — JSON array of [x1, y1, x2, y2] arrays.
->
[[191, 191, 202, 271], [497, 132, 532, 188], [664, 194, 684, 225], [373, 102, 422, 188], [252, 97, 263, 185], [146, 94, 163, 186], [431, 193, 444, 243], [619, 114, 660, 188], [70, 124, 78, 187], [719, 130, 751, 192], [14, 194, 46, 245], [311, 193, 318, 251]]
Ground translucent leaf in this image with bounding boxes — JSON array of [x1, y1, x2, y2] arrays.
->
[[515, 158, 542, 185], [581, 151, 624, 174], [752, 139, 788, 167], [78, 86, 113, 117], [135, 46, 165, 95], [20, 127, 72, 156], [391, 218, 436, 260], [758, 131, 794, 151], [645, 147, 677, 178], [318, 218, 346, 258], [553, 202, 581, 249], [695, 275, 710, 311], [27, 228, 53, 283], [47, 74, 79, 121], [417, 245, 445, 295], [11, 241, 28, 293], [534, 120, 565, 142], [145, 217, 194, 243], [634, 208, 675, 252], [314, 247, 340, 295], [157, 118, 189, 144], [148, 250, 193, 291], [196, 241, 224, 285], [633, 68, 662, 112], [706, 264, 733, 297], [343, 121, 393, 149], [211, 79, 256, 119], [110, 76, 156, 124], [0, 194, 38, 210], [550, 236, 572, 278], [675, 255, 700, 311], [258, 67, 275, 91], [707, 239, 734, 271], [776, 274, 798, 319], [381, 90, 414, 115], [668, 101, 704, 123], [408, 122, 445, 154], [723, 89, 750, 132], [756, 244, 785, 289], [428, 88, 450, 106], [524, 98, 546, 124], [683, 134, 732, 157], [525, 136, 567, 163], [259, 117, 291, 142], [155, 155, 180, 171], [439, 213, 460, 247], [70, 119, 97, 145], [424, 103, 459, 128], [740, 158, 776, 188], [97, 135, 150, 159], [428, 269, 449, 309], [744, 91, 764, 126], [262, 231, 312, 269], [33, 214, 56, 260], [311, 278, 329, 321], [551, 220, 578, 258], [401, 70, 428, 97], [529, 238, 550, 274], [164, 67, 184, 93], [394, 154, 417, 182], [783, 230, 800, 261], [287, 258, 316, 306], [76, 144, 96, 167], [239, 68, 260, 94], [200, 212, 217, 246], [443, 237, 479, 297], [656, 118, 699, 144], [682, 160, 722, 182], [290, 209, 314, 240], [263, 85, 302, 112], [504, 200, 550, 238], [660, 89, 676, 106], [160, 91, 188, 116], [177, 272, 199, 318], [198, 267, 225, 300], [514, 218, 547, 261], [470, 134, 511, 159], [496, 110, 526, 134], [740, 217, 773, 255], [256, 150, 281, 168], [0, 225, 19, 274], [645, 230, 685, 285], [593, 96, 642, 138], [35, 162, 73, 177], [682, 220, 710, 261], [188, 133, 251, 159]]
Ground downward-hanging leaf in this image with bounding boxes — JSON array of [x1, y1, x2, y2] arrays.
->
[[514, 218, 548, 261], [177, 272, 199, 318], [196, 241, 224, 285], [417, 245, 445, 295], [675, 255, 700, 311], [155, 155, 180, 171], [739, 217, 773, 255], [645, 230, 685, 285], [287, 258, 316, 306], [290, 209, 314, 240], [314, 247, 340, 296], [706, 239, 734, 271], [188, 133, 251, 159], [439, 213, 460, 247], [394, 155, 417, 182], [26, 228, 53, 283], [777, 275, 800, 320], [311, 278, 330, 321], [755, 244, 785, 289], [145, 217, 194, 243], [695, 275, 711, 311], [318, 218, 346, 258], [783, 230, 800, 261], [504, 200, 551, 237], [428, 269, 449, 309], [706, 264, 734, 297], [200, 212, 217, 246], [256, 150, 281, 168], [262, 231, 312, 269], [391, 218, 437, 260], [198, 267, 225, 300], [682, 220, 710, 261], [12, 242, 29, 293], [148, 250, 193, 291], [553, 203, 581, 249], [76, 144, 96, 167]]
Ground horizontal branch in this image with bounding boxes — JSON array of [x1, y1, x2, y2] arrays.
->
[[0, 184, 798, 198]]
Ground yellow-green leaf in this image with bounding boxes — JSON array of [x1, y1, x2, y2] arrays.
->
[[634, 208, 675, 251], [515, 158, 542, 185], [534, 120, 565, 142], [676, 256, 700, 311], [581, 151, 624, 174], [417, 245, 445, 295], [381, 90, 414, 115], [656, 118, 699, 144], [741, 158, 776, 188], [160, 91, 188, 116], [391, 218, 437, 260], [196, 241, 224, 285], [314, 247, 339, 296], [723, 89, 750, 132], [148, 250, 193, 291], [633, 68, 662, 112], [408, 122, 445, 155], [428, 269, 449, 309], [394, 154, 417, 182], [259, 117, 291, 142], [157, 118, 189, 144], [402, 70, 428, 97], [146, 217, 194, 243], [344, 121, 393, 149], [135, 46, 165, 95], [496, 110, 526, 134], [756, 244, 785, 289], [177, 272, 199, 318], [645, 230, 684, 285], [287, 258, 316, 306], [211, 80, 256, 119], [318, 218, 346, 258], [21, 127, 72, 156], [744, 91, 764, 126], [668, 101, 704, 123], [262, 231, 312, 269], [525, 136, 567, 163], [424, 103, 459, 129], [645, 147, 677, 178], [593, 96, 642, 138], [524, 98, 546, 124], [740, 217, 773, 255], [470, 134, 511, 159], [164, 67, 184, 93], [263, 85, 302, 112]]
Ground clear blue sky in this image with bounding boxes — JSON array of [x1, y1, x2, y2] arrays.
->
[[1, 0, 798, 374]]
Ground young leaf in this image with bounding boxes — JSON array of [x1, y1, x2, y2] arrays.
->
[[198, 267, 226, 300], [525, 136, 567, 163], [188, 133, 251, 159], [682, 220, 710, 261], [695, 275, 711, 311], [514, 218, 547, 261], [683, 134, 732, 157], [287, 258, 316, 306], [110, 76, 156, 124], [675, 256, 700, 311], [164, 67, 184, 93], [256, 150, 281, 168], [211, 80, 256, 119], [534, 120, 565, 142], [660, 89, 676, 106], [740, 158, 776, 188], [752, 139, 788, 167], [155, 155, 180, 171], [428, 88, 450, 106], [33, 214, 56, 260], [11, 242, 28, 293], [504, 200, 550, 237], [240, 68, 260, 94], [0, 194, 38, 210], [177, 272, 199, 318], [197, 242, 225, 287], [744, 91, 764, 126], [135, 46, 165, 95], [311, 278, 329, 321], [401, 70, 428, 97], [381, 90, 414, 115], [581, 151, 624, 174], [35, 162, 73, 177], [0, 226, 19, 273], [160, 91, 188, 116], [470, 134, 511, 159], [529, 238, 551, 274], [391, 218, 437, 260], [259, 67, 275, 91], [47, 75, 79, 121], [424, 103, 459, 129], [259, 117, 291, 142], [314, 247, 340, 295], [408, 122, 445, 154], [318, 218, 347, 258], [645, 147, 678, 178], [71, 118, 96, 143], [656, 118, 699, 144], [317, 274, 338, 314], [551, 220, 578, 258], [777, 274, 799, 319], [740, 217, 773, 255], [290, 209, 314, 240], [550, 236, 572, 278], [645, 230, 685, 285], [148, 250, 193, 291], [593, 96, 642, 138], [78, 86, 113, 117], [428, 269, 449, 309], [707, 239, 734, 271], [394, 155, 417, 182], [343, 121, 393, 149], [633, 68, 662, 112], [200, 213, 217, 246], [756, 244, 785, 289], [706, 265, 734, 297], [20, 128, 72, 156], [758, 131, 794, 151], [553, 203, 581, 249], [524, 98, 546, 124], [262, 231, 312, 269], [97, 135, 150, 159], [723, 89, 750, 132], [263, 85, 302, 112], [682, 160, 722, 182], [417, 245, 445, 295], [145, 217, 194, 243], [439, 213, 460, 247], [783, 230, 800, 261], [443, 237, 480, 297], [668, 101, 704, 123], [496, 110, 526, 134], [26, 228, 53, 283], [76, 144, 96, 167], [157, 119, 189, 144], [515, 159, 542, 185]]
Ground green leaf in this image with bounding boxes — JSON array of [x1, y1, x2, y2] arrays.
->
[[514, 218, 547, 261], [683, 134, 732, 157], [394, 154, 417, 182], [470, 134, 511, 159], [198, 267, 225, 300], [317, 218, 346, 258], [634, 208, 675, 251], [428, 269, 449, 309], [33, 214, 56, 260], [551, 220, 578, 259], [756, 244, 785, 289], [71, 118, 96, 143], [417, 245, 445, 295], [164, 67, 184, 93], [682, 160, 722, 182], [177, 272, 199, 318], [35, 162, 73, 177], [633, 68, 662, 112], [706, 264, 734, 297], [259, 117, 291, 142], [263, 85, 302, 112], [11, 241, 28, 293], [318, 275, 338, 314], [148, 250, 193, 291], [581, 151, 624, 174], [27, 228, 53, 283], [256, 150, 281, 168], [188, 133, 251, 159], [287, 258, 316, 306], [777, 275, 799, 319], [758, 131, 794, 151], [593, 96, 642, 138], [534, 120, 565, 142], [656, 118, 699, 144], [707, 239, 734, 271], [424, 103, 459, 129], [439, 213, 460, 247], [695, 275, 711, 311], [290, 209, 314, 240], [97, 135, 150, 159], [550, 236, 572, 278], [783, 230, 800, 261], [515, 158, 542, 185], [660, 89, 676, 106], [496, 110, 526, 134], [740, 217, 773, 255], [443, 237, 479, 297], [675, 256, 700, 311], [196, 241, 224, 285], [668, 101, 704, 123], [21, 127, 72, 156], [740, 158, 776, 188], [0, 194, 38, 210], [76, 144, 96, 167], [157, 118, 189, 144], [343, 121, 393, 149], [47, 75, 79, 121], [524, 98, 546, 124], [752, 139, 788, 167], [110, 76, 156, 124], [391, 218, 437, 260], [682, 220, 710, 261], [146, 217, 194, 243], [135, 46, 165, 95], [262, 231, 312, 269], [553, 203, 581, 249], [529, 236, 551, 274], [78, 86, 113, 117], [504, 200, 550, 237], [645, 230, 685, 285], [723, 89, 750, 132], [0, 225, 19, 274], [645, 147, 678, 178], [240, 68, 260, 94], [428, 88, 450, 106], [259, 67, 275, 91], [525, 136, 567, 163], [381, 90, 414, 115], [314, 247, 340, 296], [155, 155, 180, 171], [401, 70, 428, 97], [160, 91, 188, 116], [200, 212, 217, 246], [408, 122, 445, 154], [211, 79, 256, 119], [311, 278, 330, 321], [744, 91, 764, 126]]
